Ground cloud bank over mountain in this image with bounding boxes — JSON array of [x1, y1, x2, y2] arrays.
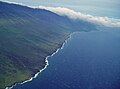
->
[[37, 6, 120, 27], [2, 1, 120, 27]]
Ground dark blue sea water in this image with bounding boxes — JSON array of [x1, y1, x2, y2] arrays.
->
[[12, 28, 120, 89]]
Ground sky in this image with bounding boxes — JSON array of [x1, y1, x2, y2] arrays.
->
[[0, 0, 120, 18]]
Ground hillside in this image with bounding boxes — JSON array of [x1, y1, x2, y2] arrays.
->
[[0, 1, 97, 89]]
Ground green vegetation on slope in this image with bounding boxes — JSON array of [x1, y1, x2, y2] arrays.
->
[[0, 1, 97, 89]]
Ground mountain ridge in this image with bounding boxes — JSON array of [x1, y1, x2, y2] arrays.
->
[[0, 1, 97, 89]]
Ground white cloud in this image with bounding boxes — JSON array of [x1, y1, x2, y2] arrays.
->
[[2, 1, 120, 27], [36, 6, 120, 27]]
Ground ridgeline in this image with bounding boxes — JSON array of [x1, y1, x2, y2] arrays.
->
[[0, 1, 96, 89]]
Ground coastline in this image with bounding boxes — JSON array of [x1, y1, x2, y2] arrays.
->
[[0, 1, 119, 89], [5, 33, 73, 89]]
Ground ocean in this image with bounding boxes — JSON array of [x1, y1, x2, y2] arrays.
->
[[12, 28, 120, 89], [2, 0, 119, 89]]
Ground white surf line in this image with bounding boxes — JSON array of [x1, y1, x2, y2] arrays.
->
[[2, 0, 119, 88], [5, 33, 73, 89]]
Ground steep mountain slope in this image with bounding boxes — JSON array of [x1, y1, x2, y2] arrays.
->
[[0, 1, 97, 89]]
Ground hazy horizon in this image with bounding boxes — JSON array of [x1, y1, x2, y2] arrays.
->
[[0, 0, 120, 18]]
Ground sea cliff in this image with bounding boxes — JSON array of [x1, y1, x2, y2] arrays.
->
[[0, 1, 97, 89]]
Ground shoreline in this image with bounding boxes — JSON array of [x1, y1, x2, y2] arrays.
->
[[5, 33, 73, 89]]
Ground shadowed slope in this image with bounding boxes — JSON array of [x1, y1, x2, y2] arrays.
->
[[0, 1, 97, 89]]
